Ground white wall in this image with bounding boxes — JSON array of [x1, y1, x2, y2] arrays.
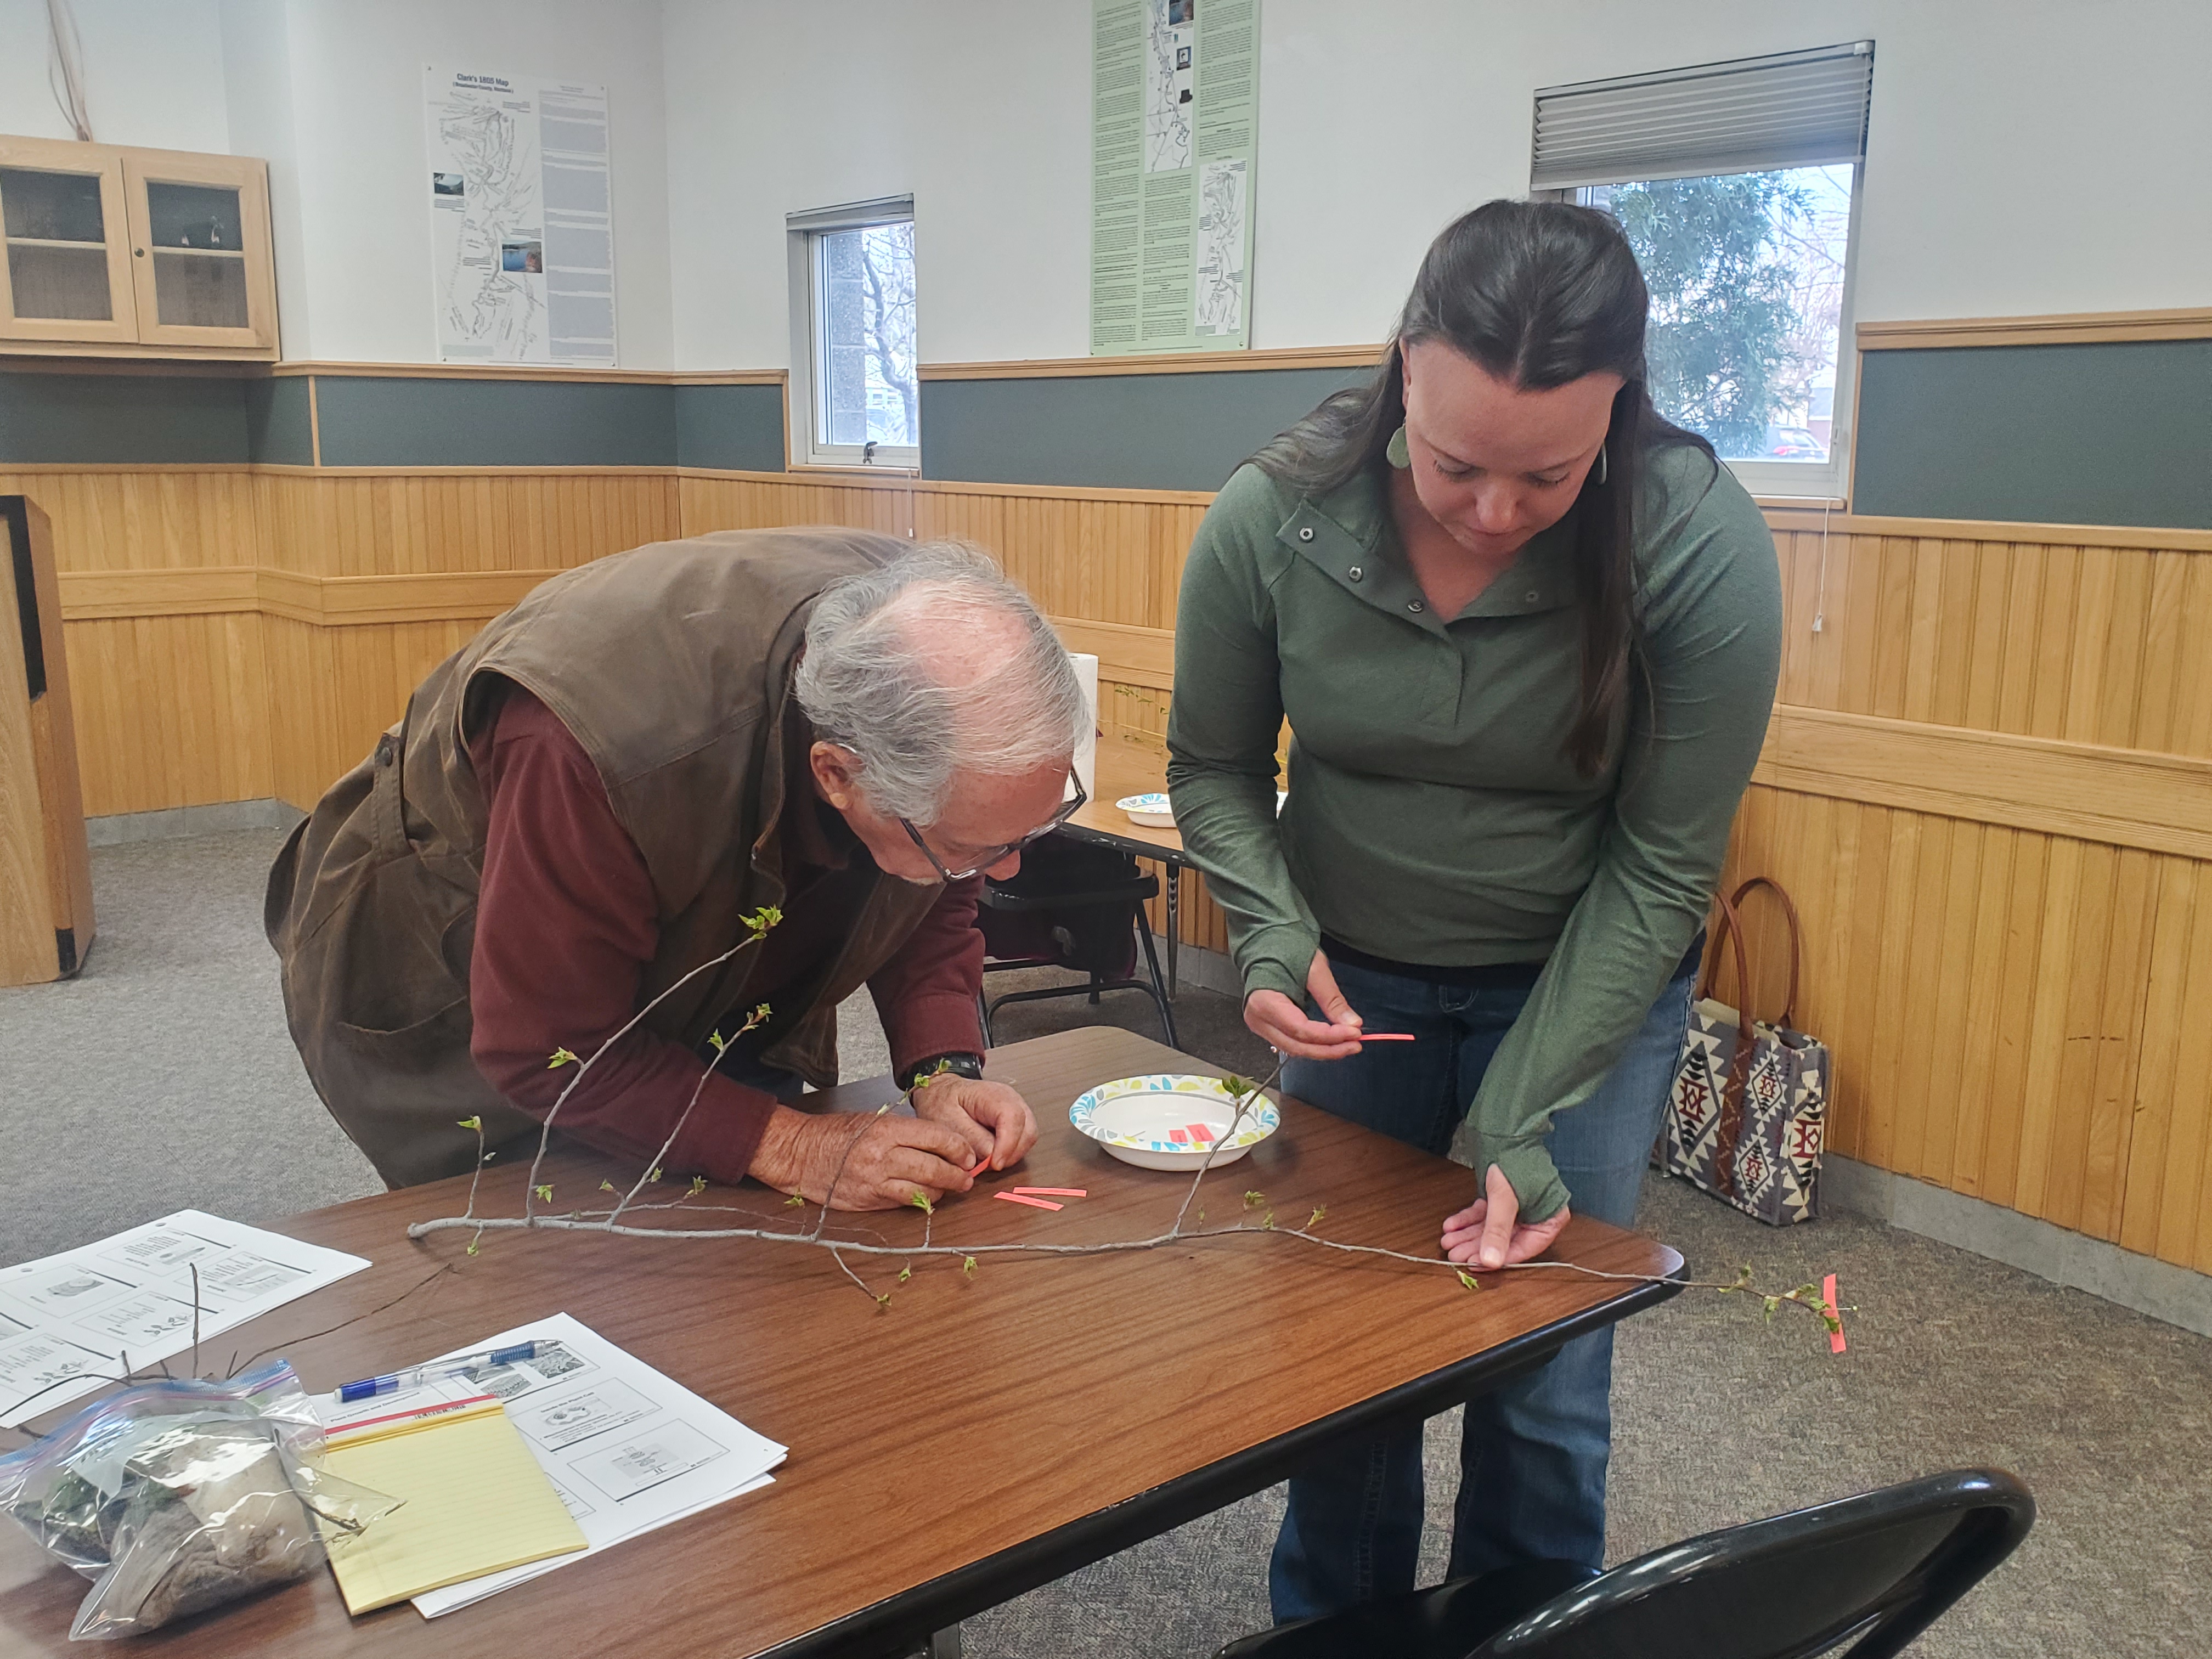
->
[[2, 0, 673, 365], [662, 0, 2212, 367], [7, 2, 2208, 371], [0, 0, 232, 153], [222, 0, 674, 365], [660, 0, 1092, 370]]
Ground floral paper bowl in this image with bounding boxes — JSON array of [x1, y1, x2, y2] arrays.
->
[[1116, 792, 1175, 827], [1069, 1074, 1280, 1171]]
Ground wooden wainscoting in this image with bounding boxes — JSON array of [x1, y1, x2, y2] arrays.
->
[[3, 465, 679, 815], [18, 459, 2212, 1272]]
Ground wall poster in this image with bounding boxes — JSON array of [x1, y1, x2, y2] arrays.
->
[[1090, 1, 1260, 355]]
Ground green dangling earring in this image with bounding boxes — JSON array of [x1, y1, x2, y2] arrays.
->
[[1385, 425, 1411, 469]]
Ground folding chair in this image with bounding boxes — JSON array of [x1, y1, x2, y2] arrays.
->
[[1215, 1468, 2035, 1659], [976, 836, 1178, 1050]]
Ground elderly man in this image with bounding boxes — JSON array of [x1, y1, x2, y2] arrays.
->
[[265, 529, 1086, 1206]]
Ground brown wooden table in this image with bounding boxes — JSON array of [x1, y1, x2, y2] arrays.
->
[[0, 1028, 1681, 1659]]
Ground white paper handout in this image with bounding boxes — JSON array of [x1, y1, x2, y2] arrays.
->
[[315, 1312, 786, 1617], [0, 1210, 370, 1427]]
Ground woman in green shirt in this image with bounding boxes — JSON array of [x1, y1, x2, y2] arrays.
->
[[1166, 200, 1782, 1618]]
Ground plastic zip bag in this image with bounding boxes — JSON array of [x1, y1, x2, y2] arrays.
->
[[0, 1361, 400, 1640]]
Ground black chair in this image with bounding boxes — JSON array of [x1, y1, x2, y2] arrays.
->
[[975, 836, 1178, 1049], [1215, 1468, 2035, 1659]]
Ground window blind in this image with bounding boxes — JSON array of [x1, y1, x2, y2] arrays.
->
[[786, 195, 914, 234], [1531, 41, 1874, 191]]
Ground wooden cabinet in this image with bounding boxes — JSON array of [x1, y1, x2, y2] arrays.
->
[[0, 496, 94, 986], [0, 136, 277, 361]]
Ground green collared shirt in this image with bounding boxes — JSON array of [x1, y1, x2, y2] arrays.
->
[[1165, 448, 1782, 1220]]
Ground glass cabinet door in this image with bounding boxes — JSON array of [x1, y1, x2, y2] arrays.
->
[[121, 153, 275, 350], [0, 148, 138, 342]]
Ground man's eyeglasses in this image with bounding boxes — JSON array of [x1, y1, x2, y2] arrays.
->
[[900, 774, 1088, 883]]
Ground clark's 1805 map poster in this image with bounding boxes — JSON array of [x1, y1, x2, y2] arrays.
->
[[1091, 0, 1260, 355], [425, 66, 617, 365]]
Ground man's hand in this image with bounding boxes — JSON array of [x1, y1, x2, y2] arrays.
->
[[1440, 1164, 1572, 1269], [1243, 949, 1365, 1059], [749, 1104, 979, 1211], [910, 1075, 1039, 1172]]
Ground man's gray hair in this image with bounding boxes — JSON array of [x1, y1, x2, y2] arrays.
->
[[793, 541, 1087, 823]]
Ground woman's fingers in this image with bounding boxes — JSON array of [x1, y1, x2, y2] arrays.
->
[[1244, 989, 1363, 1058], [1477, 1163, 1521, 1268], [1439, 1199, 1487, 1255], [1442, 1169, 1575, 1267], [1305, 952, 1364, 1032]]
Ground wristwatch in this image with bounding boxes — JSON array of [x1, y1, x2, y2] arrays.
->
[[898, 1051, 985, 1091]]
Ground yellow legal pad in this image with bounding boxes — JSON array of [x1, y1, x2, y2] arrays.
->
[[319, 1397, 588, 1614]]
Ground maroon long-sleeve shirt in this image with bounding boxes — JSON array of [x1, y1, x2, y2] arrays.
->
[[465, 681, 985, 1183]]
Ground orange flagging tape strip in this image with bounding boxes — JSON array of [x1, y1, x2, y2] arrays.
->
[[1013, 1187, 1087, 1198], [1824, 1272, 1846, 1353], [995, 1192, 1064, 1212], [1358, 1032, 1417, 1041]]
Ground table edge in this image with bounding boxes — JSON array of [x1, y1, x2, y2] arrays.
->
[[761, 1268, 1683, 1658]]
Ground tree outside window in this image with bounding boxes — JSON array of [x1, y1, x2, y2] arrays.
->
[[819, 220, 917, 450], [1581, 165, 1853, 464]]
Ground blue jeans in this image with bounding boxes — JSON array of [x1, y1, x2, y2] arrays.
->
[[1268, 952, 1695, 1621]]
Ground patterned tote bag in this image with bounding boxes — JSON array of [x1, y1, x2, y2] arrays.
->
[[1662, 877, 1831, 1225]]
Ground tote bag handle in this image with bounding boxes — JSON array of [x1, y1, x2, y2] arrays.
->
[[1695, 876, 1805, 1030], [1690, 877, 1804, 1201]]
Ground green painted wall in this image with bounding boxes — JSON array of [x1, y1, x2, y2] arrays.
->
[[0, 371, 250, 464], [244, 376, 314, 466], [1853, 340, 2211, 529], [7, 342, 2205, 535], [674, 383, 785, 471], [919, 365, 1370, 493], [312, 376, 679, 467]]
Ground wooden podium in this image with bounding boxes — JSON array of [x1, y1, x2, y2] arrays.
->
[[1, 496, 94, 985]]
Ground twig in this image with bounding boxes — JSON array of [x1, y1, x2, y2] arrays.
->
[[605, 1003, 766, 1228], [403, 1206, 1837, 1328], [1170, 1059, 1278, 1236], [222, 1264, 454, 1379], [522, 910, 780, 1223]]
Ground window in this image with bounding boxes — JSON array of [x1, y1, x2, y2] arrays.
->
[[787, 196, 918, 468], [1533, 43, 1874, 499]]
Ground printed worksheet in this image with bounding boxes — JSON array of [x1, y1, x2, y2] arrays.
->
[[314, 1312, 786, 1617], [0, 1211, 370, 1427]]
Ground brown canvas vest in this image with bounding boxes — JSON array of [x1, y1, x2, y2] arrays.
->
[[264, 527, 945, 1188]]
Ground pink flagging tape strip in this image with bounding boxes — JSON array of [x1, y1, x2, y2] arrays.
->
[[1824, 1272, 1846, 1353], [1013, 1187, 1088, 1198], [1184, 1124, 1217, 1144], [1167, 1128, 1189, 1144], [995, 1192, 1064, 1212], [968, 1161, 993, 1177], [1358, 1032, 1417, 1041]]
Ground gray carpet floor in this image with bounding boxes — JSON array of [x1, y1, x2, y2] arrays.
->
[[3, 830, 2206, 1656]]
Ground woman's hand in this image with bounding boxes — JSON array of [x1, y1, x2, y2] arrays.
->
[[1440, 1164, 1572, 1269], [1244, 950, 1366, 1059]]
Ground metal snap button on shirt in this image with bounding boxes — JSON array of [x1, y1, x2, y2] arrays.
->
[[1407, 600, 1425, 613], [1297, 526, 1315, 541], [1347, 565, 1364, 581]]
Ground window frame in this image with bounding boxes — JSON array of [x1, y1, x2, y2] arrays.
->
[[785, 195, 919, 472], [1530, 41, 1873, 503]]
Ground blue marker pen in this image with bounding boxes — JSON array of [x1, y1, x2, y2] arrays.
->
[[336, 1341, 539, 1403]]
